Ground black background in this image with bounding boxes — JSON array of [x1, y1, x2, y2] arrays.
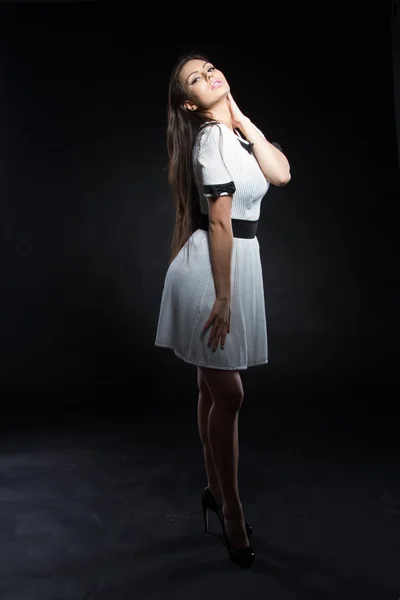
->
[[0, 3, 398, 422]]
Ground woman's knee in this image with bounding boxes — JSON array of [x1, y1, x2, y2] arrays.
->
[[197, 367, 212, 399], [198, 367, 244, 411]]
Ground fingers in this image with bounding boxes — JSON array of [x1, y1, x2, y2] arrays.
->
[[203, 302, 231, 352], [206, 319, 229, 352], [207, 322, 220, 351], [203, 319, 212, 333], [220, 322, 228, 350]]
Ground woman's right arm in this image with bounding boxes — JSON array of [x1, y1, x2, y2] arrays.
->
[[208, 194, 233, 301]]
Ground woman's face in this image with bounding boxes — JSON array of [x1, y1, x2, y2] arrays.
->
[[179, 59, 230, 113]]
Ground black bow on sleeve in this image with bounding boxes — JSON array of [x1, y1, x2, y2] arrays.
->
[[239, 139, 254, 154]]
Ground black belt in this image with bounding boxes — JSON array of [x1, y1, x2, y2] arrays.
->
[[198, 212, 258, 239]]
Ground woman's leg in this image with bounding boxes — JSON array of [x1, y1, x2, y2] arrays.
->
[[198, 366, 248, 548], [197, 367, 222, 504]]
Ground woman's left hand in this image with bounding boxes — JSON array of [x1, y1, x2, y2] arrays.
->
[[226, 93, 248, 128]]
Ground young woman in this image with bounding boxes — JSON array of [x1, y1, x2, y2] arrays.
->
[[155, 53, 291, 568]]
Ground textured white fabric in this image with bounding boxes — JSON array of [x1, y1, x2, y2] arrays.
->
[[155, 122, 271, 370]]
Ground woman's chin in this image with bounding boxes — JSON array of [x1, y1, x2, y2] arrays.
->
[[210, 89, 230, 105]]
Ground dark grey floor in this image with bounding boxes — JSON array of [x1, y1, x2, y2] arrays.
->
[[0, 394, 399, 600]]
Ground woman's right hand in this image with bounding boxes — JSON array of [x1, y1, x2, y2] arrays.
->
[[203, 297, 231, 352]]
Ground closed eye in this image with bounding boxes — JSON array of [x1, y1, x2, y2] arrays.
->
[[191, 66, 216, 84]]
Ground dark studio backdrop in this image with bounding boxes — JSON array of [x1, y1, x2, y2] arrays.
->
[[0, 3, 398, 425]]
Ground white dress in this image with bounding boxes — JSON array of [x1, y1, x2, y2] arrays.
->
[[154, 122, 271, 370]]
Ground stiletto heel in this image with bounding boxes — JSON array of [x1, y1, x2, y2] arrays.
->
[[202, 501, 208, 533], [201, 486, 253, 537]]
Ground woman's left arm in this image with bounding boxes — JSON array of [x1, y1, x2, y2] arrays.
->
[[227, 93, 291, 187]]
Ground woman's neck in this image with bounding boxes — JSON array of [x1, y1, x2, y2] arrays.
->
[[207, 97, 233, 130]]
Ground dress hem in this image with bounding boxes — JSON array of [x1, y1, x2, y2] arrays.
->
[[154, 342, 268, 371]]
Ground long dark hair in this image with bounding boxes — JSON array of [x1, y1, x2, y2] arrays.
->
[[166, 53, 216, 265]]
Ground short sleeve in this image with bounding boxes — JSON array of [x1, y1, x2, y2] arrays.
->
[[197, 125, 236, 198]]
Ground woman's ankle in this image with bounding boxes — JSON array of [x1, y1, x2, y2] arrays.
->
[[222, 500, 243, 519]]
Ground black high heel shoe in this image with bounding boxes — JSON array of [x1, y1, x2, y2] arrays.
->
[[201, 486, 253, 538], [219, 511, 255, 569]]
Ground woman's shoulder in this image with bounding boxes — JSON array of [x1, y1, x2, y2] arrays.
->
[[196, 121, 233, 148]]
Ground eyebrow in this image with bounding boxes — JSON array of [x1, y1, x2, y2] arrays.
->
[[186, 62, 210, 83]]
